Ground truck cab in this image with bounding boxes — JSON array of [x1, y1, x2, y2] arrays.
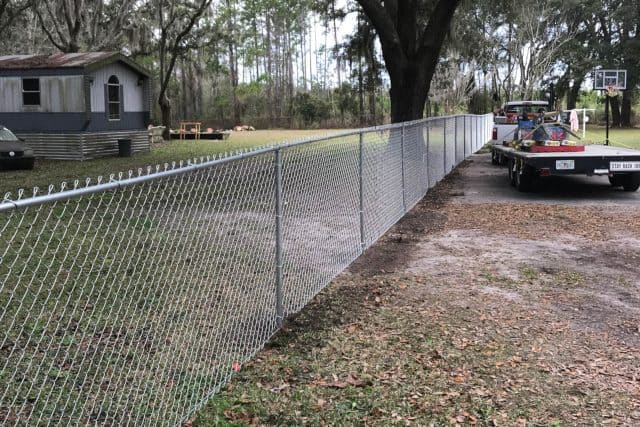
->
[[491, 100, 551, 146]]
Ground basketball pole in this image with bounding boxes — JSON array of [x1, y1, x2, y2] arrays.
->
[[605, 90, 609, 146]]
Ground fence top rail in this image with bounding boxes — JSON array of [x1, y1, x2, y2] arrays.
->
[[0, 114, 492, 212]]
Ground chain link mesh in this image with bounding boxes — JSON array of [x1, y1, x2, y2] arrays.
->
[[0, 115, 493, 426]]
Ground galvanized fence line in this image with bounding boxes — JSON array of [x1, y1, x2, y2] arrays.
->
[[0, 114, 492, 426]]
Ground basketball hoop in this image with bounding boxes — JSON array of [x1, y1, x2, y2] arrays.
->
[[593, 68, 627, 146]]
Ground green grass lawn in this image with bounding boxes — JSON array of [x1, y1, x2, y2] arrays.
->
[[0, 129, 340, 198], [580, 125, 640, 148]]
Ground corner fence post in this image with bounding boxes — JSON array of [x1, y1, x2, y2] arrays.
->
[[358, 132, 365, 253], [274, 148, 284, 327], [401, 123, 406, 213]]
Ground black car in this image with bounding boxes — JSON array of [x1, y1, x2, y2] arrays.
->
[[0, 125, 34, 170]]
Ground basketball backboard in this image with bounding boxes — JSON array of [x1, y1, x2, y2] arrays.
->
[[593, 69, 627, 90]]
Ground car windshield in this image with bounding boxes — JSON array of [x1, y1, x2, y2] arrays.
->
[[0, 127, 19, 142]]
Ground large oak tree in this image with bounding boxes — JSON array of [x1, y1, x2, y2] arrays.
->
[[355, 0, 462, 122]]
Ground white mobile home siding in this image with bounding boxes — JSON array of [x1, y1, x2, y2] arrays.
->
[[0, 76, 84, 112], [89, 63, 145, 112]]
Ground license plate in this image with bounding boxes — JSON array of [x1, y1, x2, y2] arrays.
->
[[556, 160, 575, 170], [610, 161, 640, 171]]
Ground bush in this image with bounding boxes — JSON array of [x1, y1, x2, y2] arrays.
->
[[293, 93, 331, 126]]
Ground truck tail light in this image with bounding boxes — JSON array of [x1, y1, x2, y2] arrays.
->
[[492, 127, 497, 140]]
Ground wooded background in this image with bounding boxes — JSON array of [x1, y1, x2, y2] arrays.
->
[[0, 0, 638, 129]]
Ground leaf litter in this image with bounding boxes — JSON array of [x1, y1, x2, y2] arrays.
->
[[195, 163, 640, 426]]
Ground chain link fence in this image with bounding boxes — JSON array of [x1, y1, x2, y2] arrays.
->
[[0, 114, 492, 426]]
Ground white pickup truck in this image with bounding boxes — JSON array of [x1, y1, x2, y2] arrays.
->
[[490, 100, 551, 146]]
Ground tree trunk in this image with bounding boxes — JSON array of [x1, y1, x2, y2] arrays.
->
[[331, 0, 341, 86], [389, 68, 429, 123], [181, 58, 188, 120], [566, 79, 582, 110], [609, 95, 622, 127], [160, 93, 172, 140], [356, 0, 460, 123], [621, 90, 633, 127], [358, 56, 365, 125]]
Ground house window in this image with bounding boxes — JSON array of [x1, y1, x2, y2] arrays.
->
[[22, 78, 41, 106], [107, 75, 121, 120]]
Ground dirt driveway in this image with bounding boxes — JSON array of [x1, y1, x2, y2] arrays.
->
[[195, 153, 640, 426]]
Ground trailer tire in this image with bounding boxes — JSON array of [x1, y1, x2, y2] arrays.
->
[[508, 158, 517, 186], [515, 163, 535, 192], [608, 175, 623, 187], [622, 173, 640, 192]]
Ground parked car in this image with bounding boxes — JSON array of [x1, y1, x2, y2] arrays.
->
[[0, 125, 34, 170]]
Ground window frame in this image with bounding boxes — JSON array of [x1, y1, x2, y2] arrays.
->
[[22, 77, 41, 107], [107, 75, 121, 121]]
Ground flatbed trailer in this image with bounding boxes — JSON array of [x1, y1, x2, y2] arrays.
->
[[492, 144, 640, 192]]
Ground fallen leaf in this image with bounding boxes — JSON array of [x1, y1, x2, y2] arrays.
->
[[346, 374, 364, 387]]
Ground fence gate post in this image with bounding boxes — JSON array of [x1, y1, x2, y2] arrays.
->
[[358, 132, 365, 253], [274, 148, 284, 327], [401, 123, 406, 213]]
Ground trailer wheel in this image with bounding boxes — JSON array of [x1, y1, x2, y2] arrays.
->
[[491, 149, 499, 165], [608, 175, 623, 187], [515, 163, 535, 192], [508, 158, 517, 186], [622, 173, 640, 192]]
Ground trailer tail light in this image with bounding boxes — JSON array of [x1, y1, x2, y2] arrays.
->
[[540, 168, 551, 177], [492, 127, 497, 140]]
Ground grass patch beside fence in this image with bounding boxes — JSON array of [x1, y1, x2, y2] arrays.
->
[[581, 126, 640, 148], [0, 130, 339, 198]]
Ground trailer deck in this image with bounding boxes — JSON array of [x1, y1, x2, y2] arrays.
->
[[492, 144, 640, 192]]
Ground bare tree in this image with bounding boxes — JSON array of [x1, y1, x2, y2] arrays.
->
[[33, 0, 137, 53], [0, 0, 32, 34], [508, 2, 576, 99]]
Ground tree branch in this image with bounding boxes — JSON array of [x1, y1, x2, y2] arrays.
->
[[355, 0, 402, 55], [418, 0, 461, 58]]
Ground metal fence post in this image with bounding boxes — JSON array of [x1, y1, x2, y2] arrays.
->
[[274, 148, 284, 327], [475, 116, 479, 151], [358, 132, 365, 253], [401, 123, 406, 213], [477, 116, 481, 150], [454, 116, 459, 166], [443, 118, 448, 174], [482, 116, 485, 146], [463, 116, 467, 159], [426, 122, 430, 189]]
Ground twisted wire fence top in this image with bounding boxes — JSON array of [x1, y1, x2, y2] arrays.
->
[[0, 115, 492, 426]]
